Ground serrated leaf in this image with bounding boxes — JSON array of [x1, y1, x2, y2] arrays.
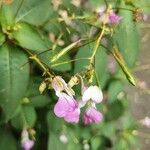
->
[[11, 22, 50, 52], [0, 44, 29, 121]]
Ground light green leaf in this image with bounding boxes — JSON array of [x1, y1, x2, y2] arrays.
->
[[108, 80, 123, 103], [0, 44, 29, 121], [11, 22, 50, 53], [113, 3, 140, 67]]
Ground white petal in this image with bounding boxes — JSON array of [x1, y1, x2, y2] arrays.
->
[[82, 86, 93, 102], [91, 86, 103, 103]]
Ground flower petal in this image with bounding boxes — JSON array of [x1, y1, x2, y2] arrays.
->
[[64, 108, 80, 123], [82, 86, 103, 103], [83, 107, 103, 125], [54, 97, 69, 117]]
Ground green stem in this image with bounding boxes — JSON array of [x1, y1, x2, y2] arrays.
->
[[90, 25, 106, 64], [29, 55, 52, 77]]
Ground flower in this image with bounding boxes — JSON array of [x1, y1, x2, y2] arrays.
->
[[82, 86, 103, 103], [54, 93, 80, 123], [21, 129, 34, 150], [98, 6, 122, 24], [108, 11, 122, 24], [51, 76, 75, 96], [83, 107, 103, 125]]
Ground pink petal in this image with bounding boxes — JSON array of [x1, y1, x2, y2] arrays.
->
[[83, 107, 103, 125], [54, 98, 69, 117], [64, 108, 80, 123], [21, 139, 34, 150]]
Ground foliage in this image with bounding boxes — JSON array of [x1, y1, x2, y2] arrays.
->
[[0, 0, 149, 149]]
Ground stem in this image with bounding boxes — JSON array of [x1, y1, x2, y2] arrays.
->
[[29, 55, 52, 77], [51, 58, 90, 68], [90, 25, 106, 64]]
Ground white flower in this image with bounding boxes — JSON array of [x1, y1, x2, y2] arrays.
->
[[82, 86, 103, 103]]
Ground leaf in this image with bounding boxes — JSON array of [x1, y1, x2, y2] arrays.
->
[[0, 128, 17, 150], [0, 3, 15, 28], [39, 50, 71, 72], [0, 44, 29, 121], [0, 32, 5, 46], [105, 100, 125, 121], [108, 79, 123, 103], [11, 22, 50, 53], [25, 77, 50, 108], [48, 132, 67, 150], [11, 105, 37, 130], [113, 3, 140, 67], [18, 0, 52, 26], [74, 42, 108, 88], [47, 111, 63, 133]]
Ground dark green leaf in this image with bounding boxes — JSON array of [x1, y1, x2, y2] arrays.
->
[[105, 100, 125, 121], [0, 128, 17, 150], [0, 44, 29, 121]]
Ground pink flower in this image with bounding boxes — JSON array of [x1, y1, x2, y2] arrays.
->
[[83, 107, 103, 125], [21, 129, 34, 150], [54, 93, 80, 123], [109, 11, 122, 24], [82, 86, 103, 103], [98, 6, 122, 24], [21, 139, 34, 150], [140, 116, 150, 128]]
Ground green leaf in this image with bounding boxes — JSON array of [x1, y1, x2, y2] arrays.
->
[[0, 32, 5, 46], [108, 80, 123, 103], [74, 43, 108, 88], [47, 111, 63, 133], [48, 132, 67, 150], [17, 0, 52, 26], [0, 128, 17, 150], [0, 3, 15, 28], [105, 100, 125, 121], [11, 22, 50, 53], [113, 4, 140, 67], [25, 77, 50, 108], [11, 105, 37, 130], [0, 44, 29, 121]]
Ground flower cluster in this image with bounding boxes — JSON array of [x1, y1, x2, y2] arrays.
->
[[97, 6, 122, 24], [51, 76, 103, 125], [21, 129, 34, 150]]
